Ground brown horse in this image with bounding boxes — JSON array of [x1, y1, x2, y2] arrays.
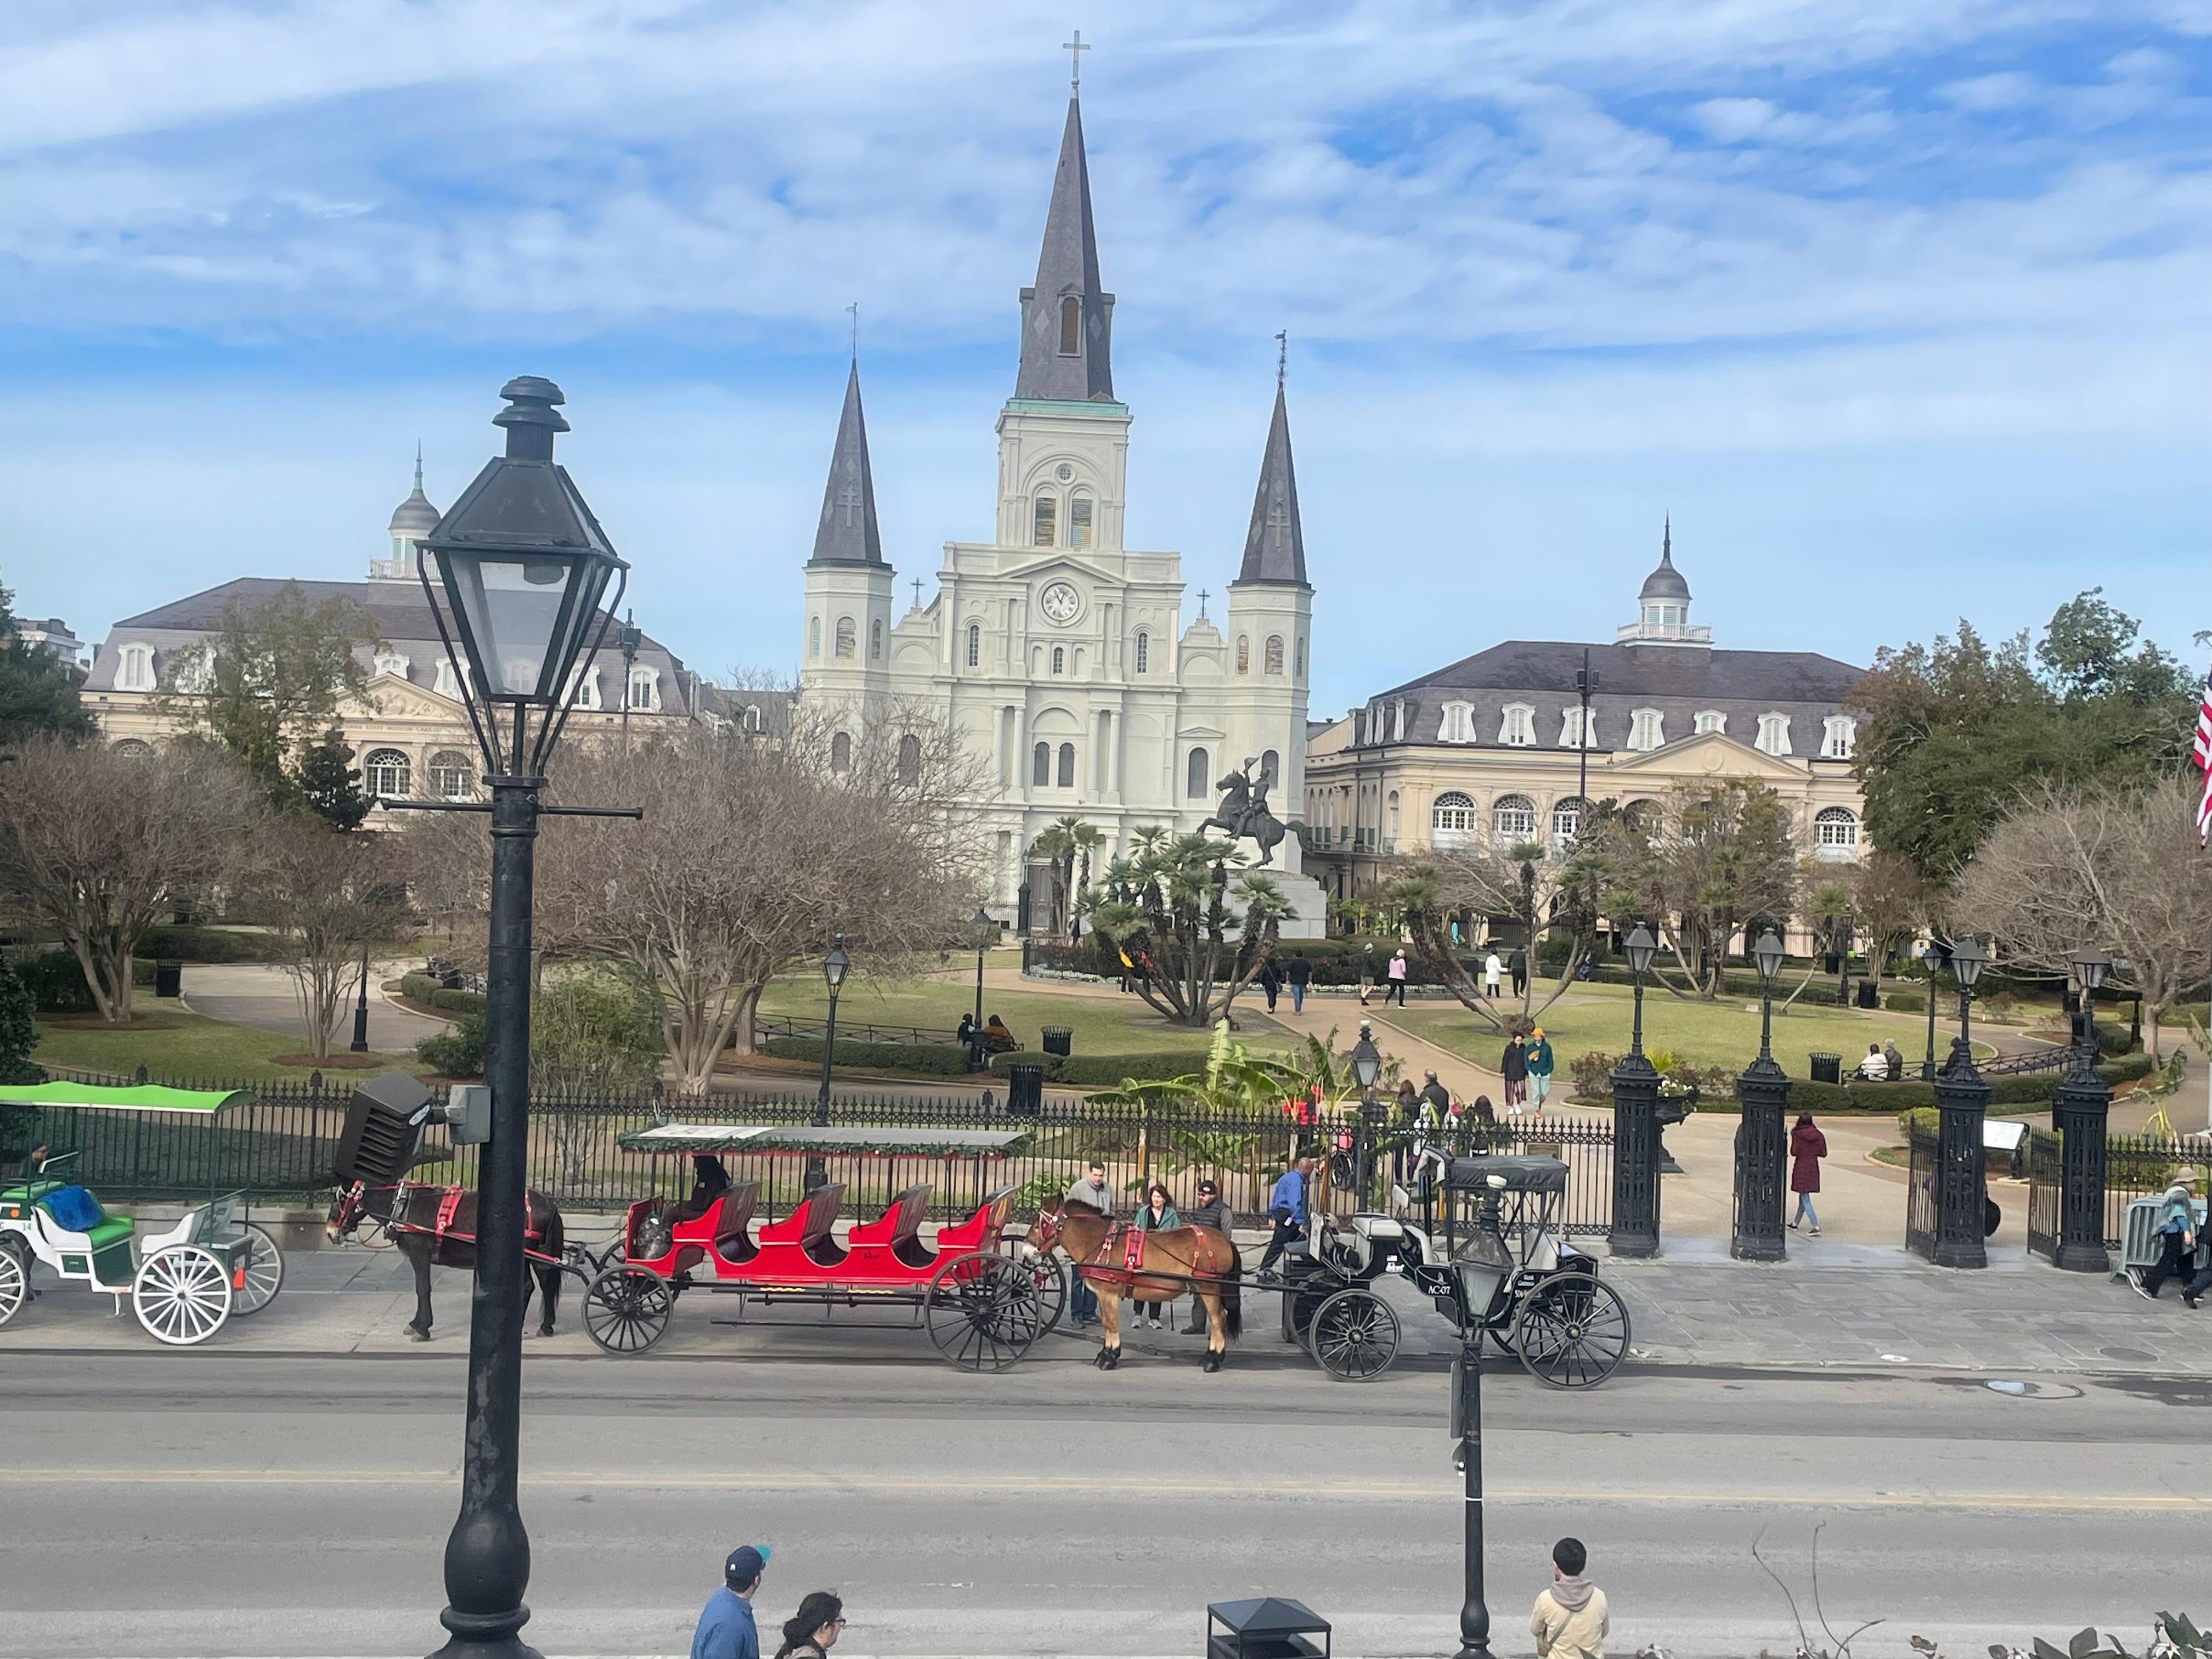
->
[[1029, 1198, 1243, 1372], [326, 1180, 568, 1342]]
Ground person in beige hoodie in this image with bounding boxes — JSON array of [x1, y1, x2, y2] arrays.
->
[[1531, 1536, 1609, 1659]]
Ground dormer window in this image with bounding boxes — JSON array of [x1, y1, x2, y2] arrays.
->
[[1628, 708, 1665, 751], [628, 664, 662, 712], [1032, 495, 1057, 547], [1757, 713, 1792, 757], [434, 659, 462, 699], [1693, 709, 1726, 736], [1559, 707, 1599, 749], [567, 663, 602, 710], [1058, 295, 1081, 355], [1498, 703, 1536, 746], [1438, 701, 1476, 744], [115, 642, 156, 692], [1069, 495, 1093, 550], [1821, 715, 1856, 759]]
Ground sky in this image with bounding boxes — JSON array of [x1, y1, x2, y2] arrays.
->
[[0, 0, 2205, 719]]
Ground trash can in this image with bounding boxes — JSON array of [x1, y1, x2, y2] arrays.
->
[[1809, 1052, 1842, 1084], [1006, 1062, 1046, 1118], [1855, 981, 1879, 1009], [154, 960, 182, 999], [1205, 1596, 1331, 1658], [1041, 1025, 1073, 1057]]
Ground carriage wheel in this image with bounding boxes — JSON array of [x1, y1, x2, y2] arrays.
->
[[230, 1224, 285, 1316], [927, 1251, 1045, 1372], [1279, 1274, 1335, 1344], [133, 1245, 233, 1346], [0, 1234, 29, 1329], [1002, 1245, 1068, 1339], [1307, 1286, 1401, 1382], [583, 1267, 675, 1355], [1509, 1271, 1630, 1389]]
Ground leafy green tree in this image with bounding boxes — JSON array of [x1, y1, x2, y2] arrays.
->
[[0, 574, 94, 748], [0, 958, 46, 1086], [296, 729, 370, 832], [1028, 815, 1103, 934], [1079, 828, 1292, 1027]]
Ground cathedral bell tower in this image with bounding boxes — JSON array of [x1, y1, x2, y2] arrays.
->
[[801, 359, 894, 701]]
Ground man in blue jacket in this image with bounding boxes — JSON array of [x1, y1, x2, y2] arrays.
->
[[1257, 1154, 1314, 1280], [691, 1543, 770, 1659]]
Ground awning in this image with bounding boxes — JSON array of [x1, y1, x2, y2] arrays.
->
[[617, 1124, 1030, 1157], [0, 1083, 255, 1116]]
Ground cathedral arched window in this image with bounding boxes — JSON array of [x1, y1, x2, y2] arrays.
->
[[831, 731, 852, 774], [111, 738, 152, 758], [834, 617, 856, 659], [1187, 748, 1210, 800], [1032, 495, 1057, 547], [1057, 743, 1076, 788], [869, 619, 883, 659], [896, 733, 921, 785], [1814, 806, 1860, 860], [1295, 636, 1306, 678], [1133, 630, 1149, 674], [966, 624, 981, 668], [1032, 742, 1051, 787], [363, 749, 411, 801], [1069, 494, 1093, 549], [1265, 635, 1284, 676], [809, 617, 821, 658], [1260, 749, 1279, 787], [1235, 636, 1250, 675], [1058, 295, 1081, 356], [1051, 646, 1065, 675]]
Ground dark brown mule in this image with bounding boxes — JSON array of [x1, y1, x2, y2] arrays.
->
[[1028, 1198, 1242, 1372], [327, 1181, 568, 1342]]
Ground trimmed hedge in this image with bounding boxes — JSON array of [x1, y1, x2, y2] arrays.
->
[[399, 973, 488, 1017], [1781, 1053, 2156, 1116], [1886, 991, 1925, 1013], [137, 926, 286, 963], [761, 1035, 973, 1076], [985, 1048, 1215, 1087]]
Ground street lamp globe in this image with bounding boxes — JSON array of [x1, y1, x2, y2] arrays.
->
[[1950, 934, 1988, 992], [1751, 928, 1786, 985], [971, 907, 996, 946], [1623, 925, 1657, 976], [1350, 1032, 1383, 1093], [823, 935, 850, 993], [2070, 946, 2111, 995]]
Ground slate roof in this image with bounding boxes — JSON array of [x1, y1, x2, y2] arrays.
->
[[387, 452, 441, 537], [809, 361, 884, 565], [1236, 382, 1307, 586], [1639, 529, 1690, 602], [1014, 96, 1115, 403]]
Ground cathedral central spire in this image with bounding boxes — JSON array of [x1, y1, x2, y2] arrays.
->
[[1014, 93, 1115, 402], [809, 360, 884, 566], [1237, 379, 1308, 586]]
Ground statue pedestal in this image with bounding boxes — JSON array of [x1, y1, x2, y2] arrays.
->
[[1272, 872, 1328, 940]]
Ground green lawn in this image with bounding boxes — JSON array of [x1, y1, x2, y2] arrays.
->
[[1392, 980, 1974, 1084], [31, 1008, 416, 1084]]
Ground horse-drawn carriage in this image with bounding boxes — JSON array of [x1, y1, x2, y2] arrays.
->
[[579, 1123, 1066, 1370], [1277, 1154, 1630, 1386], [0, 1084, 286, 1346]]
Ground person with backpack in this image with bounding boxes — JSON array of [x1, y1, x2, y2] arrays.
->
[[772, 1590, 845, 1659], [1256, 956, 1283, 1013]]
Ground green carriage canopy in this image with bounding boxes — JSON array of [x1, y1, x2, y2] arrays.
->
[[618, 1124, 1030, 1158], [0, 1084, 256, 1116]]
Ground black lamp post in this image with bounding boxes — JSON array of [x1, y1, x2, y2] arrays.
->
[[349, 943, 373, 1054], [616, 611, 641, 748], [1609, 925, 1662, 1258], [1350, 1026, 1383, 1203], [1731, 928, 1791, 1261], [1920, 939, 1948, 1081], [970, 907, 994, 1036], [1932, 933, 1990, 1270], [2052, 946, 2113, 1273], [1449, 1180, 1513, 1659], [808, 935, 849, 1193], [409, 376, 630, 1659]]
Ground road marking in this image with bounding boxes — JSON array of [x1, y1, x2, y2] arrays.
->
[[9, 1469, 2208, 1511]]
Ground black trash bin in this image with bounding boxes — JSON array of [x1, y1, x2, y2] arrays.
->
[[1206, 1596, 1331, 1659], [154, 959, 182, 999], [1007, 1062, 1046, 1118], [1041, 1025, 1073, 1057], [1855, 980, 1879, 1009], [1809, 1051, 1842, 1085]]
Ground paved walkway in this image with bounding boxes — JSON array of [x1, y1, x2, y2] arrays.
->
[[180, 958, 448, 1053]]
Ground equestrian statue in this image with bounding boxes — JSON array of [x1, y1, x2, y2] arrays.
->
[[1200, 760, 1285, 868]]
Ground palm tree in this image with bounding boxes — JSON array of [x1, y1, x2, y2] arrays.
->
[[1080, 830, 1294, 1026], [1029, 815, 1103, 935]]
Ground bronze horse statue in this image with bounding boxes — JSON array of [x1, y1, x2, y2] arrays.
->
[[326, 1180, 569, 1342], [1029, 1198, 1242, 1372], [1200, 763, 1285, 868]]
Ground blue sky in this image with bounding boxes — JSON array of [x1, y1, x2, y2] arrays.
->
[[0, 0, 2205, 716]]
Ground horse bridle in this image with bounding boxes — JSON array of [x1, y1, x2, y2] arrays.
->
[[332, 1178, 404, 1247]]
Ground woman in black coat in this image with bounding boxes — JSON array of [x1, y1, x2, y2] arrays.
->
[[1500, 1035, 1530, 1112]]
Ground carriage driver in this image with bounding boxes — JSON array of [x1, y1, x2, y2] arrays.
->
[[1256, 1155, 1314, 1283]]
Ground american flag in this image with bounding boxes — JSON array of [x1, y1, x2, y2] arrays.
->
[[2193, 663, 2212, 846]]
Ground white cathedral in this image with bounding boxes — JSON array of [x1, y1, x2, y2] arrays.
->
[[797, 89, 1325, 936]]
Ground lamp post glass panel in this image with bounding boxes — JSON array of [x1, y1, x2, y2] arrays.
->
[[2070, 946, 2111, 1064], [413, 376, 627, 1659]]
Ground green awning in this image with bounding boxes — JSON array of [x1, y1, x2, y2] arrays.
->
[[617, 1124, 1030, 1158], [0, 1083, 256, 1116]]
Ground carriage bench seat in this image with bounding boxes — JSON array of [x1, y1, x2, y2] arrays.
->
[[70, 1216, 137, 1255], [712, 1182, 761, 1266], [844, 1184, 935, 1270], [752, 1182, 848, 1268]]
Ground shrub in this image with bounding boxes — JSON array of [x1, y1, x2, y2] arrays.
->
[[136, 926, 286, 963], [1886, 991, 1924, 1013], [416, 1013, 486, 1078], [1570, 1051, 1618, 1097], [531, 968, 662, 1096], [762, 1035, 973, 1076], [15, 951, 97, 1014]]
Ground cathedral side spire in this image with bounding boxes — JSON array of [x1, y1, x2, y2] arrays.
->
[[810, 360, 884, 565], [1014, 92, 1114, 403], [1237, 380, 1308, 586]]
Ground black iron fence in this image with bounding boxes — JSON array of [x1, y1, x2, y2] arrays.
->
[[2025, 1128, 2061, 1260], [1904, 1123, 1937, 1259], [752, 1014, 956, 1049], [2023, 1127, 2212, 1256]]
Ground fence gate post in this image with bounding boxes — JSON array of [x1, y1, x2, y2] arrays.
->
[[2051, 1057, 2112, 1274], [1932, 1037, 1990, 1270], [1608, 1055, 1661, 1258], [1730, 1057, 1790, 1262]]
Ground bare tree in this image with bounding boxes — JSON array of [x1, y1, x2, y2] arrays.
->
[[1839, 850, 1934, 997], [0, 738, 264, 1022], [1951, 775, 2212, 1057], [1634, 781, 1800, 999], [246, 817, 412, 1060]]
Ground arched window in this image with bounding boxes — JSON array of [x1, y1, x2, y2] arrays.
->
[[1032, 495, 1057, 547], [1628, 708, 1665, 751], [1069, 495, 1094, 549], [1032, 742, 1051, 787], [627, 664, 661, 712], [1260, 749, 1279, 787], [1051, 645, 1065, 675], [1295, 635, 1306, 678], [1550, 797, 1587, 850], [1498, 703, 1536, 746], [1264, 635, 1284, 675], [896, 733, 921, 785], [1058, 295, 1081, 355], [1235, 635, 1250, 675], [1756, 713, 1792, 757], [429, 751, 475, 800], [869, 619, 883, 659], [434, 659, 462, 699], [115, 643, 155, 692], [111, 738, 153, 758], [831, 731, 852, 774], [1133, 630, 1149, 674], [809, 617, 821, 657], [1431, 791, 1476, 848], [1821, 715, 1857, 759], [743, 704, 763, 732], [1187, 748, 1210, 800], [966, 624, 981, 668], [1386, 790, 1401, 838], [567, 663, 601, 710], [372, 647, 411, 680], [1492, 794, 1537, 842], [834, 617, 856, 659], [1693, 709, 1726, 736], [1057, 743, 1076, 788], [1814, 806, 1860, 860], [1560, 707, 1599, 749], [363, 749, 411, 800]]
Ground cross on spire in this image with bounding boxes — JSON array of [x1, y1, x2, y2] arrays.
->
[[911, 576, 924, 610], [836, 473, 862, 527], [847, 301, 858, 362], [1275, 329, 1287, 388], [1064, 30, 1089, 92], [1196, 586, 1210, 619]]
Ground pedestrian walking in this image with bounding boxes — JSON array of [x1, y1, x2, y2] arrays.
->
[[1789, 1113, 1827, 1235], [1419, 1069, 1452, 1123], [1285, 950, 1311, 1014], [1483, 950, 1504, 999], [1385, 948, 1409, 1006], [1530, 1537, 1609, 1659], [1508, 945, 1527, 998], [1500, 1032, 1529, 1113], [773, 1592, 845, 1659], [1257, 1154, 1313, 1280], [691, 1544, 771, 1659], [1358, 947, 1376, 1007], [1133, 1182, 1181, 1327], [1181, 1178, 1232, 1331], [1526, 1028, 1555, 1113], [2137, 1167, 2199, 1300], [1065, 1159, 1115, 1325], [1257, 956, 1283, 1013]]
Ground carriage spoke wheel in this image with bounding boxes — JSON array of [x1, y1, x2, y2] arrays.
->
[[927, 1251, 1044, 1372], [133, 1245, 233, 1346], [1509, 1271, 1630, 1389], [230, 1224, 285, 1316], [1307, 1286, 1401, 1382], [0, 1235, 29, 1328], [999, 1243, 1069, 1339], [583, 1267, 675, 1355]]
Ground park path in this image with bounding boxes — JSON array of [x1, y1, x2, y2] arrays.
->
[[180, 958, 448, 1053]]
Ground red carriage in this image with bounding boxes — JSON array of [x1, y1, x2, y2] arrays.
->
[[580, 1124, 1065, 1370]]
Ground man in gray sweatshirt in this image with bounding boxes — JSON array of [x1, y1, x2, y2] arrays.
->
[[1064, 1161, 1113, 1326], [1531, 1536, 1608, 1658]]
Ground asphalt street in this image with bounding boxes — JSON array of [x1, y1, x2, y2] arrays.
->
[[2, 1347, 2206, 1658]]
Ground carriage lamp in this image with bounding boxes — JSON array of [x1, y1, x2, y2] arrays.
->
[[823, 936, 850, 992], [1623, 924, 1656, 977], [2069, 946, 2111, 1066], [1950, 934, 1987, 991], [1350, 1032, 1383, 1094], [1751, 928, 1785, 985]]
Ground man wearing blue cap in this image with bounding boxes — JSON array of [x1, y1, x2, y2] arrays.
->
[[691, 1543, 770, 1659]]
